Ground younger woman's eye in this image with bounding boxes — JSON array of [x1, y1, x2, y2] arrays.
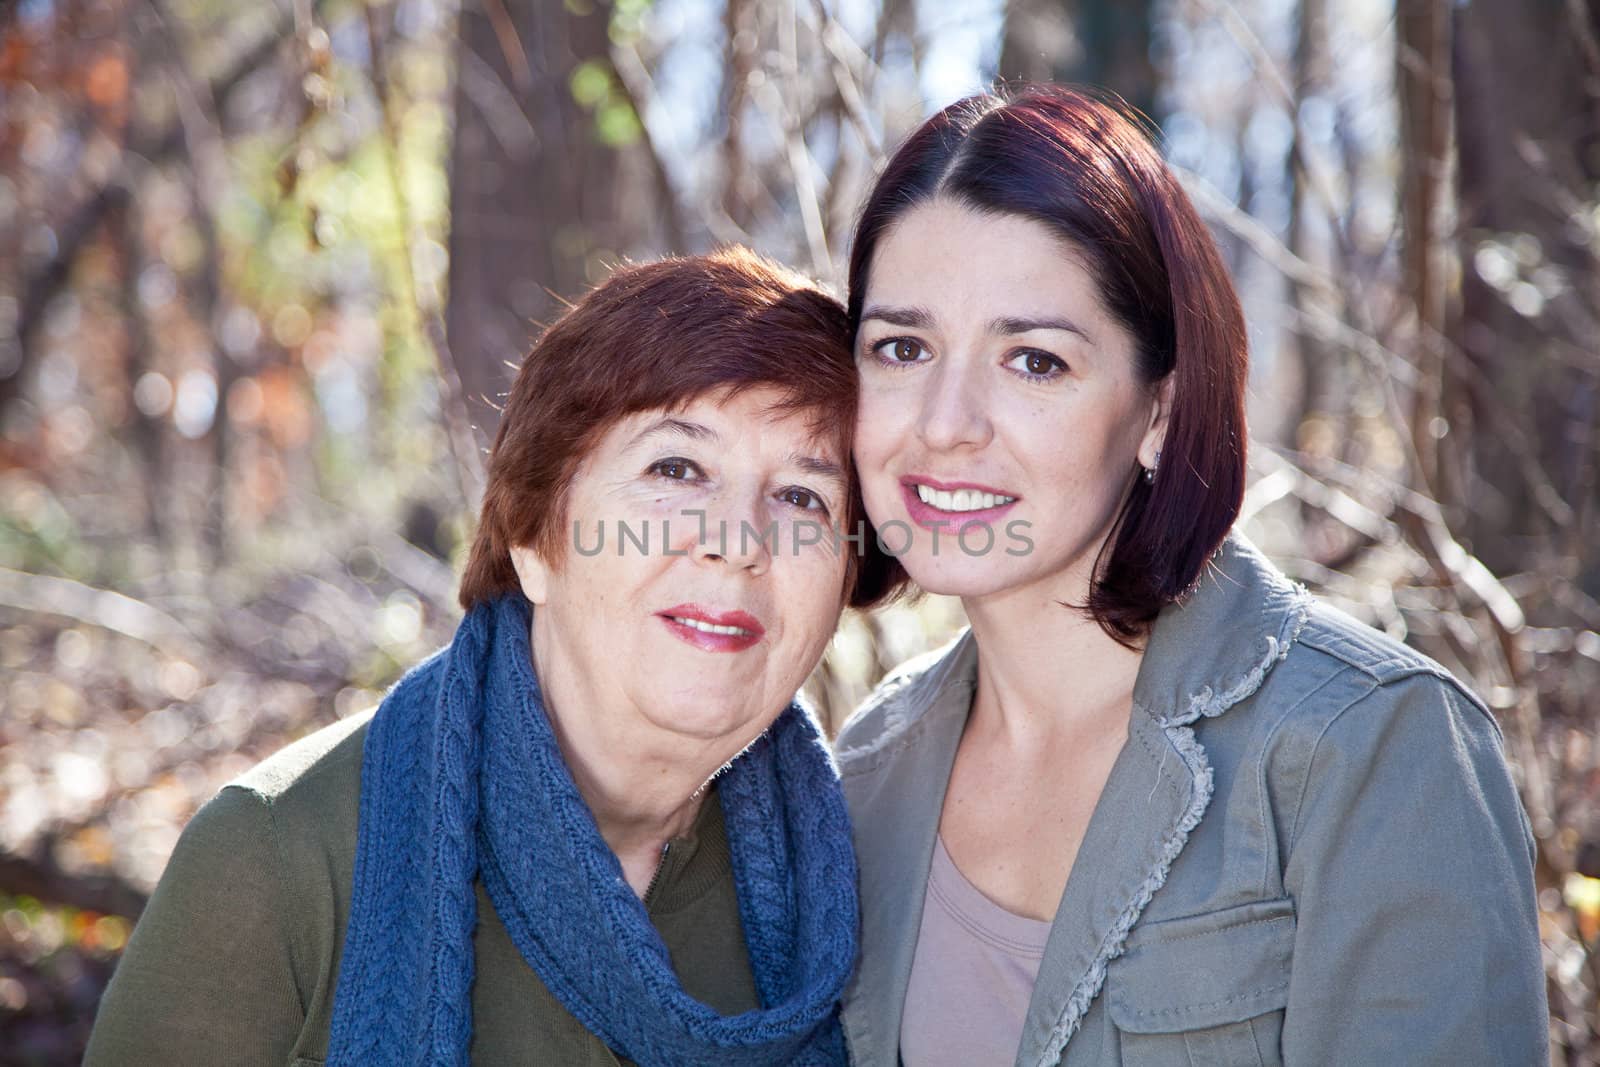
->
[[648, 457, 703, 480], [871, 337, 928, 364], [779, 487, 829, 514], [1006, 349, 1066, 379]]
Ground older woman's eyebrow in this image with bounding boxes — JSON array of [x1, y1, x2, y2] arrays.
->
[[628, 417, 718, 450], [790, 454, 848, 487], [989, 314, 1090, 340], [858, 304, 935, 329]]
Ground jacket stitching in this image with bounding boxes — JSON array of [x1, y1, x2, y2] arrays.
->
[[1251, 669, 1345, 897], [1127, 912, 1292, 949], [1246, 1015, 1267, 1067], [1283, 677, 1378, 857], [1293, 622, 1502, 741], [1123, 981, 1290, 1019], [1035, 717, 1216, 1064]]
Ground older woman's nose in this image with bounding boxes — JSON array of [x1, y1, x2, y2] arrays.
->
[[689, 495, 774, 575]]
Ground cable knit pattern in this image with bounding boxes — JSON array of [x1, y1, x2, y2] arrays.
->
[[325, 594, 856, 1066]]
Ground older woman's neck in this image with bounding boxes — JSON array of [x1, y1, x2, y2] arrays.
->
[[555, 730, 712, 896], [528, 626, 736, 896]]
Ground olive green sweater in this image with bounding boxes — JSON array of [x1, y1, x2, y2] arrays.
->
[[84, 711, 759, 1066]]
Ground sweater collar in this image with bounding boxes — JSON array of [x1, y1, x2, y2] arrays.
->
[[644, 784, 734, 915], [329, 594, 856, 1067]]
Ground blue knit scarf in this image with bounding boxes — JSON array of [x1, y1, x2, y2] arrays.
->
[[325, 594, 857, 1066]]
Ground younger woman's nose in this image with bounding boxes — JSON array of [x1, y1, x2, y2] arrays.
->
[[916, 358, 993, 452]]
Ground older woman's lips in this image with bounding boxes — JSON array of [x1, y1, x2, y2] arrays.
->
[[658, 604, 765, 653]]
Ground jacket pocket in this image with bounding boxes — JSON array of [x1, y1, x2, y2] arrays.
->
[[1104, 898, 1294, 1067]]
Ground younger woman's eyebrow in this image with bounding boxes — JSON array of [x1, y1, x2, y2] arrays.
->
[[859, 305, 935, 329], [990, 314, 1090, 340]]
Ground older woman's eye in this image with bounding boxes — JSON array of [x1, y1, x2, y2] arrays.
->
[[872, 337, 927, 364], [649, 458, 702, 480], [779, 487, 829, 513], [1006, 349, 1066, 379]]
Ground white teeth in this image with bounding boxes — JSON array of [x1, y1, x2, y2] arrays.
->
[[671, 616, 751, 636], [915, 485, 1016, 512]]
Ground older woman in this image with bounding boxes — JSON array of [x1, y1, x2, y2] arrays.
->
[[836, 86, 1546, 1065], [87, 248, 894, 1066]]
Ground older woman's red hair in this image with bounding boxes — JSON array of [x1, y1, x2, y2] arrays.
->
[[461, 246, 903, 611]]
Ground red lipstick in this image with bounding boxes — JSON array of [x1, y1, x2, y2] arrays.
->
[[657, 604, 765, 653]]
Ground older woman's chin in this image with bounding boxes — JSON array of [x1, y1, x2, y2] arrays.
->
[[642, 670, 814, 746]]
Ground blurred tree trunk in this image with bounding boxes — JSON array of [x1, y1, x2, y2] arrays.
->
[[444, 0, 621, 448], [999, 0, 1156, 120], [1288, 0, 1335, 438], [721, 0, 756, 233], [1451, 0, 1600, 587], [1395, 0, 1453, 502], [3, 12, 299, 415]]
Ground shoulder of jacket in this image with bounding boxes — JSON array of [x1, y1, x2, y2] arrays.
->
[[1240, 599, 1500, 764], [1289, 599, 1488, 709], [228, 644, 460, 810], [221, 709, 373, 855], [834, 632, 970, 772]]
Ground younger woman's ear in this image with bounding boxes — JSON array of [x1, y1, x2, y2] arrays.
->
[[508, 544, 550, 606], [1138, 376, 1175, 471]]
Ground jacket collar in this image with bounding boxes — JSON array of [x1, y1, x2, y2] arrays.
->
[[840, 533, 1309, 1066], [1024, 533, 1311, 1062], [839, 634, 976, 1066], [1131, 533, 1311, 729]]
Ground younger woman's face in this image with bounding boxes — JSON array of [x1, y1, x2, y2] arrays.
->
[[853, 197, 1169, 605]]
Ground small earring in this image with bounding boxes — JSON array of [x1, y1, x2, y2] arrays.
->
[[1143, 449, 1161, 484]]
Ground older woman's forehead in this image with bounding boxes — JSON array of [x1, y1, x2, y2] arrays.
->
[[647, 388, 849, 448]]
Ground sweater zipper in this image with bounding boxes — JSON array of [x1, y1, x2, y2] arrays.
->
[[642, 841, 670, 903]]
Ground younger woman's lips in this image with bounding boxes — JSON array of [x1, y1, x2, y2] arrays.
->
[[899, 481, 1020, 531]]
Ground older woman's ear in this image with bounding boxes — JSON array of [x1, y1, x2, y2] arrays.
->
[[509, 545, 551, 606]]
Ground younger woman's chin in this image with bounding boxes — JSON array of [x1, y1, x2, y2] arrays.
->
[[893, 556, 1033, 600]]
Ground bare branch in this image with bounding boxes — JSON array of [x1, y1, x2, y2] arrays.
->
[[0, 845, 148, 920], [0, 566, 203, 658], [609, 41, 691, 250]]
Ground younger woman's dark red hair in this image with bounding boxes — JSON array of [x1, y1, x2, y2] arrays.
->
[[848, 84, 1248, 641], [460, 247, 904, 611]]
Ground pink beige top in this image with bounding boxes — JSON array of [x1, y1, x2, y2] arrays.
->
[[900, 835, 1053, 1066]]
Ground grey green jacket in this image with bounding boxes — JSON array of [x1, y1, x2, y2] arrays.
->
[[835, 534, 1547, 1066]]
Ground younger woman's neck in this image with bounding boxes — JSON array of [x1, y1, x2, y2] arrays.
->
[[962, 579, 1145, 742]]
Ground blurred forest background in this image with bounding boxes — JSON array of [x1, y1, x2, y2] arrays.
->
[[0, 0, 1596, 1061]]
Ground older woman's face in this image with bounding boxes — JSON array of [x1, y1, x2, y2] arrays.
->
[[854, 197, 1170, 603], [511, 385, 850, 748]]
